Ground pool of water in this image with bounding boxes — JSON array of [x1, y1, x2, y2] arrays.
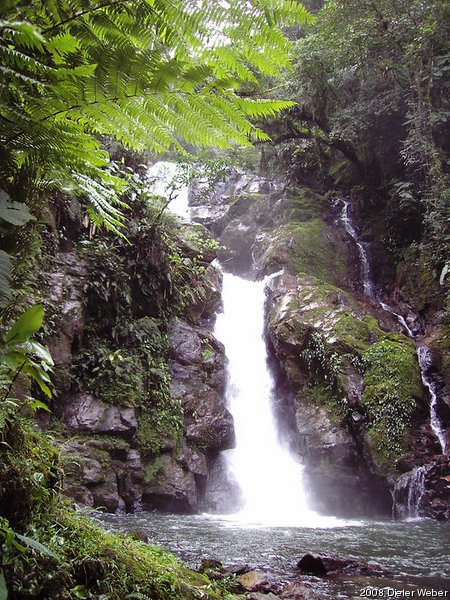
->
[[96, 511, 450, 598]]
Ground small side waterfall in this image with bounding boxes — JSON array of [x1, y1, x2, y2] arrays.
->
[[338, 199, 447, 454], [340, 200, 376, 299], [418, 346, 448, 454], [393, 466, 427, 518], [337, 199, 448, 517], [214, 271, 344, 527]]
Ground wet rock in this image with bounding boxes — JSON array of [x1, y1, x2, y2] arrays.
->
[[280, 582, 323, 600], [184, 386, 235, 451], [225, 563, 253, 576], [248, 593, 281, 600], [237, 570, 269, 592], [46, 252, 87, 366], [90, 470, 120, 512], [142, 453, 198, 513], [60, 392, 137, 437], [202, 454, 243, 512], [296, 553, 386, 577], [395, 455, 450, 521]]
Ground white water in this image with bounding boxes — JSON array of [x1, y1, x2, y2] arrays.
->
[[147, 161, 190, 219], [340, 200, 376, 299], [214, 271, 347, 527], [338, 199, 447, 457], [417, 346, 448, 454]]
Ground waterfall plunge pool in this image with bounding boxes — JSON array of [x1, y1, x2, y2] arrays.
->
[[95, 511, 450, 598]]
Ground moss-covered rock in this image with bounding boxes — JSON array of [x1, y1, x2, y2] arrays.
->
[[361, 339, 422, 471]]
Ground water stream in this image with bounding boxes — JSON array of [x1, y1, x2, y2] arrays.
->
[[338, 199, 447, 457], [93, 167, 450, 598], [214, 271, 344, 527]]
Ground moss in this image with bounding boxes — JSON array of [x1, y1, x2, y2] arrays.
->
[[361, 339, 422, 471], [396, 244, 443, 313], [0, 419, 61, 527], [264, 218, 346, 284], [144, 456, 164, 484], [430, 323, 450, 386], [137, 397, 183, 456], [333, 312, 385, 354], [3, 506, 230, 600], [302, 384, 347, 422], [0, 420, 235, 600]]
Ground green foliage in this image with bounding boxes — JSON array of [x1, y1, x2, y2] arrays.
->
[[1, 502, 227, 599], [300, 331, 342, 385], [75, 345, 143, 406], [144, 456, 164, 484], [0, 304, 54, 401], [361, 339, 422, 470], [0, 0, 311, 234]]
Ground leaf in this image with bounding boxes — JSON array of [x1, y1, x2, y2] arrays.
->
[[0, 190, 35, 226], [0, 351, 26, 371], [5, 305, 44, 345], [15, 533, 58, 559], [29, 341, 54, 366], [26, 398, 50, 412], [0, 250, 12, 303], [0, 569, 7, 600]]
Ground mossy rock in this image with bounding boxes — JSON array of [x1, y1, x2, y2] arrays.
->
[[361, 339, 422, 471]]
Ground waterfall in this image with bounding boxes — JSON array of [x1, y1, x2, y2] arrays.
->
[[338, 199, 447, 456], [417, 346, 447, 454], [214, 271, 344, 527], [339, 200, 376, 299], [393, 466, 427, 519]]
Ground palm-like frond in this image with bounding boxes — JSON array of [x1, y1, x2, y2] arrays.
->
[[0, 0, 311, 230]]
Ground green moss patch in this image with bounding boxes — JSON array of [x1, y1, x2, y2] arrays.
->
[[361, 339, 422, 471]]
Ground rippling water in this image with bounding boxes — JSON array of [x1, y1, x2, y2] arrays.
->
[[96, 511, 450, 598]]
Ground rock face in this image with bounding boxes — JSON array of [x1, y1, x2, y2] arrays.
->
[[44, 242, 235, 514], [60, 393, 137, 437], [192, 169, 445, 519]]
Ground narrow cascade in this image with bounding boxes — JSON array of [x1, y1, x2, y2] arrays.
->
[[214, 271, 343, 527], [338, 199, 447, 457], [339, 200, 376, 299], [393, 466, 427, 519], [418, 347, 447, 454]]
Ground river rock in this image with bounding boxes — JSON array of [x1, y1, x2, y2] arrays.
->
[[296, 553, 386, 577], [248, 594, 281, 600], [280, 582, 323, 600], [237, 570, 269, 592]]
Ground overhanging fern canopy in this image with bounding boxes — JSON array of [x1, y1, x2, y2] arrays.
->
[[0, 0, 312, 231]]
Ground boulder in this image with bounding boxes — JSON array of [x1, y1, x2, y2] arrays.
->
[[60, 393, 137, 437], [237, 570, 269, 592], [142, 453, 198, 513], [296, 553, 386, 577]]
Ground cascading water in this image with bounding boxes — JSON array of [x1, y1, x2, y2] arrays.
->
[[393, 466, 427, 518], [214, 270, 344, 527], [417, 346, 447, 454], [337, 198, 448, 516], [339, 200, 376, 299]]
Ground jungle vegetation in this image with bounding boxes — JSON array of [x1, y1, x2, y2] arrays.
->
[[0, 0, 448, 597]]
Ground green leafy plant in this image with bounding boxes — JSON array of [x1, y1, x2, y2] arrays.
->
[[0, 304, 53, 402]]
